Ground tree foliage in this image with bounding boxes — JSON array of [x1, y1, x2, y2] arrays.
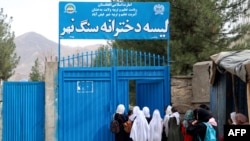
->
[[29, 58, 44, 81], [0, 8, 20, 80], [111, 0, 250, 75], [94, 46, 112, 67]]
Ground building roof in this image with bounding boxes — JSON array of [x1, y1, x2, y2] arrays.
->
[[210, 50, 250, 83]]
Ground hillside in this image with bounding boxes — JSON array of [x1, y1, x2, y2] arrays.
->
[[9, 32, 105, 81]]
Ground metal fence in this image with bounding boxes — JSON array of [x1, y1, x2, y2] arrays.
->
[[60, 48, 166, 67]]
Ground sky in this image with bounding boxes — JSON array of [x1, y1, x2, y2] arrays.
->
[[1, 0, 111, 47]]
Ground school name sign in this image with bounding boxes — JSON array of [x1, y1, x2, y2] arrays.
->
[[59, 2, 170, 40]]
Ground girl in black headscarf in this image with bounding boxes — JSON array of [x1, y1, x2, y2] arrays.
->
[[186, 108, 212, 141]]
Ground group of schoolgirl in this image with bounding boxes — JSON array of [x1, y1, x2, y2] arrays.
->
[[112, 103, 219, 141], [180, 104, 219, 141], [112, 104, 164, 141]]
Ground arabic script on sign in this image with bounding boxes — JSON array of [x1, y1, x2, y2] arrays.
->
[[60, 19, 169, 37]]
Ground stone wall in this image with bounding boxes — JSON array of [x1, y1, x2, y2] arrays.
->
[[171, 61, 212, 116], [171, 76, 194, 115]]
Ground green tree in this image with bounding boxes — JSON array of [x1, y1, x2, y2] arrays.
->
[[29, 58, 44, 81], [94, 45, 112, 67], [0, 8, 20, 80], [111, 0, 250, 75]]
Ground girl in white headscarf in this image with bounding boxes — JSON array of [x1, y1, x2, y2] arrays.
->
[[143, 106, 151, 123], [129, 106, 140, 121], [130, 110, 150, 141], [229, 112, 237, 125], [148, 109, 163, 141], [163, 105, 172, 139], [114, 104, 128, 141], [167, 106, 183, 141]]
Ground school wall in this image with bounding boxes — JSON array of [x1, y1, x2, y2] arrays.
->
[[171, 61, 212, 118]]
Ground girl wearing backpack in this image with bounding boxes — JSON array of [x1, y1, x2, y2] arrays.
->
[[181, 109, 195, 141], [186, 108, 216, 141], [114, 104, 129, 141]]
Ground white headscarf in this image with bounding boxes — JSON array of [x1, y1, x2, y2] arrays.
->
[[163, 105, 172, 137], [230, 112, 237, 125], [170, 111, 180, 125], [130, 110, 150, 141], [165, 105, 172, 115], [116, 104, 125, 114], [143, 106, 150, 118], [149, 109, 163, 141], [129, 106, 140, 121]]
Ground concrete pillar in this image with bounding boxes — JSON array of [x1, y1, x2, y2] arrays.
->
[[192, 61, 212, 104], [45, 62, 58, 141]]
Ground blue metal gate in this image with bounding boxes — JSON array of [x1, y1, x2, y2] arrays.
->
[[2, 82, 45, 141], [57, 48, 170, 141], [136, 79, 166, 115]]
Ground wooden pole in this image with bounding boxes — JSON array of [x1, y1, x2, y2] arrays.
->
[[247, 82, 250, 124], [246, 64, 250, 124], [232, 74, 238, 112]]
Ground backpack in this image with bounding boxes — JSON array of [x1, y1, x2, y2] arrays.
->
[[110, 119, 120, 133], [123, 120, 132, 133], [203, 122, 216, 141]]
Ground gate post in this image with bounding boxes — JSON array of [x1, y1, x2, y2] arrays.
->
[[45, 61, 58, 141]]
